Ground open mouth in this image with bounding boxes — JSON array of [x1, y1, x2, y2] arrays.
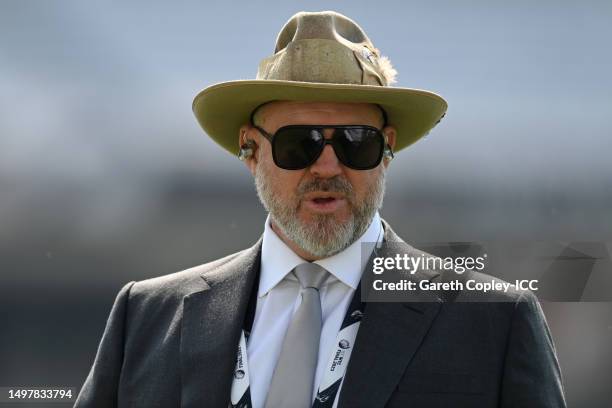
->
[[303, 193, 346, 213], [312, 197, 337, 204]]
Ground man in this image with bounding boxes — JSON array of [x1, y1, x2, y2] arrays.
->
[[75, 11, 566, 408]]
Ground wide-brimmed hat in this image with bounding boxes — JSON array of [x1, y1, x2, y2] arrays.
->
[[193, 10, 447, 156]]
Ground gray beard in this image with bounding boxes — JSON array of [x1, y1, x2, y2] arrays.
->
[[254, 163, 386, 258]]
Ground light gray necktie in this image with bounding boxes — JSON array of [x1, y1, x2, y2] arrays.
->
[[264, 263, 329, 408]]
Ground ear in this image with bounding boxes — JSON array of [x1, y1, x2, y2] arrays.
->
[[238, 124, 258, 175], [382, 125, 397, 167]]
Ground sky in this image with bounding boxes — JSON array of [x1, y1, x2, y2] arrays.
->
[[1, 0, 611, 240]]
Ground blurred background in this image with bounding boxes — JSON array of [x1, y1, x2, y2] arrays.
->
[[1, 0, 611, 406]]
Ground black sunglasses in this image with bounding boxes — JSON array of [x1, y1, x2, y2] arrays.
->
[[251, 124, 393, 170]]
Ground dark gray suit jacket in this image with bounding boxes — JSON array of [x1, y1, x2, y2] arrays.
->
[[75, 222, 566, 407]]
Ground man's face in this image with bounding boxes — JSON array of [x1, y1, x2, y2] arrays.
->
[[240, 101, 396, 259]]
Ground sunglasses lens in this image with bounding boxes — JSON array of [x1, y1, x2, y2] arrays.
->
[[273, 128, 323, 169], [334, 128, 384, 169]]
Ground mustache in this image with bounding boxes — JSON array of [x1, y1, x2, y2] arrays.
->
[[297, 177, 355, 200]]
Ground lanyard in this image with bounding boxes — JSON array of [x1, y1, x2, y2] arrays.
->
[[230, 281, 365, 408]]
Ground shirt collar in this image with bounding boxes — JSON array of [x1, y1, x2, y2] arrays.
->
[[259, 212, 383, 297]]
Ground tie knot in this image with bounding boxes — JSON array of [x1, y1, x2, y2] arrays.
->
[[293, 263, 328, 290]]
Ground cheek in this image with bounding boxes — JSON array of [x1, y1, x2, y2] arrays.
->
[[276, 174, 301, 196], [262, 163, 304, 197], [345, 169, 379, 197]]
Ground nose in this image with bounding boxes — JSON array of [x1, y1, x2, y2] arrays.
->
[[308, 129, 343, 178]]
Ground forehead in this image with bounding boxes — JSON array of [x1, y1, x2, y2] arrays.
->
[[255, 101, 383, 127]]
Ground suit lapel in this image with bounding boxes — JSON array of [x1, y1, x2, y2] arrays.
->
[[180, 240, 262, 408], [338, 222, 443, 408]]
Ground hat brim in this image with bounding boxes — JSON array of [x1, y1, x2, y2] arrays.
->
[[192, 80, 447, 156]]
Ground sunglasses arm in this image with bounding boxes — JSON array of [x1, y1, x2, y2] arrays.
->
[[252, 125, 274, 143]]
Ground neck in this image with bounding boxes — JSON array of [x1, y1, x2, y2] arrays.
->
[[269, 220, 321, 262]]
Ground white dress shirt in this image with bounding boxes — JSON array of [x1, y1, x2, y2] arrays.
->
[[246, 212, 383, 408]]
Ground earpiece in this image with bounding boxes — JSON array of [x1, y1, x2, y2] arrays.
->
[[383, 144, 394, 161], [238, 140, 255, 161]]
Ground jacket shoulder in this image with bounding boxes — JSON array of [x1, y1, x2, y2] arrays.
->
[[128, 249, 248, 304]]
